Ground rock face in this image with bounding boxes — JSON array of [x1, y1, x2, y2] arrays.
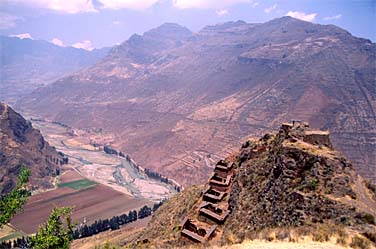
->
[[0, 103, 65, 194], [127, 122, 376, 248], [17, 17, 376, 186]]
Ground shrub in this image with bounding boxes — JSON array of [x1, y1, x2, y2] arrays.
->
[[307, 179, 319, 191], [336, 236, 347, 246], [276, 228, 291, 241], [357, 213, 375, 225], [312, 224, 331, 242], [362, 232, 376, 243], [350, 235, 371, 249]]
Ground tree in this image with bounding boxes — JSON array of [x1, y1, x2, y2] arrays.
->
[[30, 207, 74, 249], [138, 205, 152, 219], [0, 166, 31, 226]]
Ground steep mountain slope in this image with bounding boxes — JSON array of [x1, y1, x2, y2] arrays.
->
[[0, 36, 110, 104], [17, 17, 376, 186], [127, 122, 376, 248], [0, 103, 65, 194]]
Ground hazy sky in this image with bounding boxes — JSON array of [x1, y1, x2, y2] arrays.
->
[[0, 0, 374, 50]]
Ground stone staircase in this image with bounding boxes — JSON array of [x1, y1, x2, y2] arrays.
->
[[180, 160, 235, 243]]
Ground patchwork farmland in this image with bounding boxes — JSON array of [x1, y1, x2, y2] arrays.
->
[[11, 170, 151, 234]]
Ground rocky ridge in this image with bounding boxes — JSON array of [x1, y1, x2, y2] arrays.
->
[[0, 103, 66, 194], [126, 122, 376, 248]]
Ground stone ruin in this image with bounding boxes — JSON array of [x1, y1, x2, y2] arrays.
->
[[199, 202, 230, 224], [281, 120, 332, 148], [209, 173, 233, 191], [180, 218, 217, 243], [203, 186, 226, 203], [180, 159, 234, 243]]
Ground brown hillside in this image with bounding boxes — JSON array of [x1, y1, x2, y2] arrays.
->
[[0, 103, 64, 194]]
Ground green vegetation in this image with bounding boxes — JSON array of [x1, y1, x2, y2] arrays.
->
[[356, 212, 375, 225], [0, 166, 31, 226], [30, 207, 74, 249], [0, 231, 24, 242], [95, 241, 121, 249], [58, 179, 96, 190]]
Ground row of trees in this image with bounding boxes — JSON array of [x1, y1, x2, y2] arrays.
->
[[1, 236, 29, 248], [103, 145, 118, 155], [72, 201, 164, 240]]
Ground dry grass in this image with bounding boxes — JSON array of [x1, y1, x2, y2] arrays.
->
[[222, 224, 356, 248], [282, 140, 338, 160], [350, 235, 372, 249]]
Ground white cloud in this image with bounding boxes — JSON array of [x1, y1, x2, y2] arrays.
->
[[0, 12, 22, 29], [173, 0, 250, 9], [72, 40, 94, 51], [10, 33, 33, 39], [51, 38, 64, 46], [251, 2, 259, 8], [286, 11, 317, 22], [323, 14, 342, 21], [112, 20, 121, 25], [11, 0, 97, 14], [216, 9, 229, 17], [264, 4, 277, 13], [97, 0, 160, 10]]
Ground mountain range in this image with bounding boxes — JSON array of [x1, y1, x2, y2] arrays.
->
[[16, 17, 376, 187], [0, 36, 110, 104]]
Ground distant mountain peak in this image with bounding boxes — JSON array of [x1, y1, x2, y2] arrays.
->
[[144, 22, 192, 39], [200, 20, 251, 33]]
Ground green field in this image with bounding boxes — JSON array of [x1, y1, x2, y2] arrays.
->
[[58, 179, 97, 190], [0, 231, 24, 242]]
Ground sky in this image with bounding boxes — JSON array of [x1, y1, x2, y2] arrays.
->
[[0, 0, 375, 50]]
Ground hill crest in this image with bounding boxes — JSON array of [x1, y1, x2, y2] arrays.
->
[[127, 122, 376, 248]]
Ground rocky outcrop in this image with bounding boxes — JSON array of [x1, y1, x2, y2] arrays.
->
[[126, 122, 375, 248], [222, 121, 376, 243], [0, 103, 66, 194]]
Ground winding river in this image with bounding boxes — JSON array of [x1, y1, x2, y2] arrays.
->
[[32, 119, 177, 202]]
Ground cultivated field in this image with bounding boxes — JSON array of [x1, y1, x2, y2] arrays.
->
[[11, 183, 150, 234], [59, 169, 84, 183], [0, 225, 26, 243], [57, 179, 97, 189]]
